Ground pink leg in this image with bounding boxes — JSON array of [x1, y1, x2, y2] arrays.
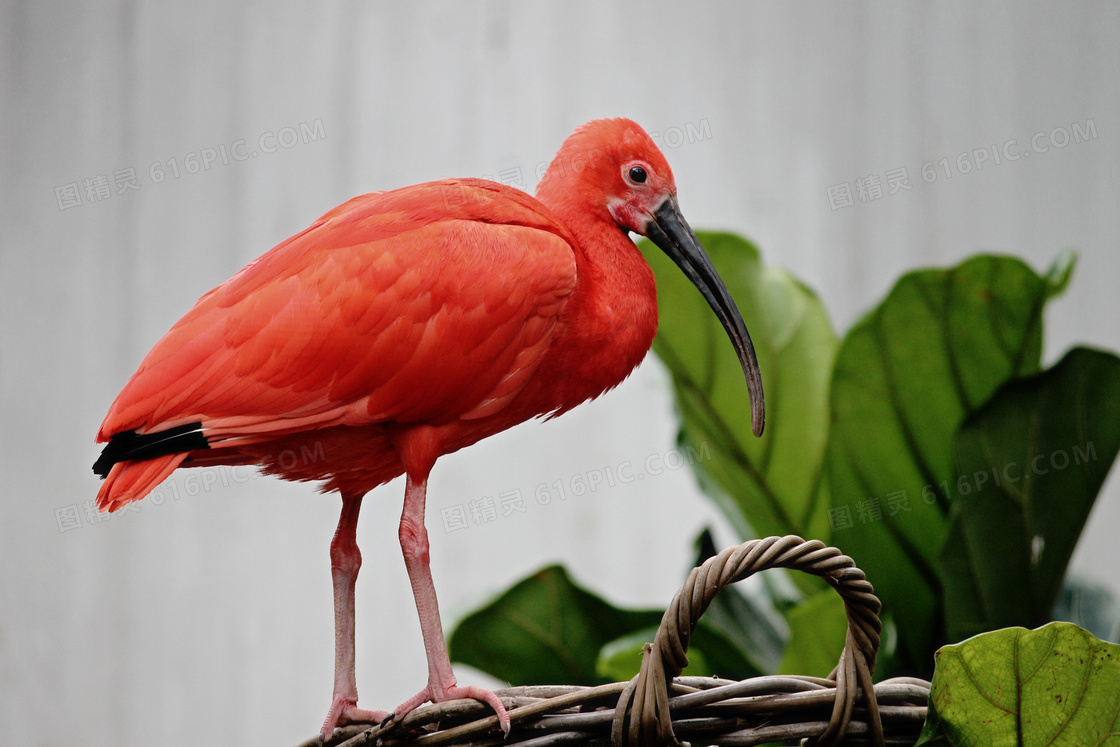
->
[[390, 475, 511, 733], [320, 492, 388, 742]]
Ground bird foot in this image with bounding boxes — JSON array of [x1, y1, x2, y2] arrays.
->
[[319, 696, 389, 743], [388, 683, 511, 735]]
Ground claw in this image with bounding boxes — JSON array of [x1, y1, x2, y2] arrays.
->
[[319, 695, 388, 743], [391, 684, 510, 735], [455, 685, 510, 735]]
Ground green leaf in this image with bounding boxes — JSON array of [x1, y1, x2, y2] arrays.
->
[[640, 233, 838, 555], [916, 622, 1120, 746], [1044, 250, 1077, 299], [940, 348, 1120, 642], [596, 629, 712, 681], [592, 612, 768, 684], [596, 629, 661, 682], [449, 566, 661, 685], [777, 590, 849, 678], [826, 255, 1071, 670]]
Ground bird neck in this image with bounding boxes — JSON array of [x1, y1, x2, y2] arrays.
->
[[534, 158, 628, 268], [534, 175, 659, 411]]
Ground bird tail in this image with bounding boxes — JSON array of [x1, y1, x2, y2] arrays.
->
[[96, 453, 188, 512], [93, 422, 209, 512]]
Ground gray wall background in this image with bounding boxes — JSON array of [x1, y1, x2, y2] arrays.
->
[[3, 3, 1118, 745]]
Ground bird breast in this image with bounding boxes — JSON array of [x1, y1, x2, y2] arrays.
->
[[536, 242, 660, 414]]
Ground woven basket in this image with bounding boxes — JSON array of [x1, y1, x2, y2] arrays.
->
[[309, 535, 931, 747]]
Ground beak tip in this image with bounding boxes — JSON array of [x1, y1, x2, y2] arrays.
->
[[649, 197, 767, 440], [747, 366, 765, 437]]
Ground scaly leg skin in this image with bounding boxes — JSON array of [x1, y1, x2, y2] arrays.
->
[[388, 474, 511, 734], [319, 493, 389, 743]]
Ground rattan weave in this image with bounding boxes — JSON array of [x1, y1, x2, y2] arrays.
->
[[305, 536, 930, 747]]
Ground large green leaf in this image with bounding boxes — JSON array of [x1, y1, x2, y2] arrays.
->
[[449, 566, 661, 685], [941, 348, 1120, 642], [777, 590, 850, 678], [826, 254, 1072, 670], [916, 622, 1120, 746], [640, 233, 838, 552], [451, 556, 778, 687]]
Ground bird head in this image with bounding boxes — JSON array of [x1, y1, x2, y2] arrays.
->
[[539, 118, 765, 437]]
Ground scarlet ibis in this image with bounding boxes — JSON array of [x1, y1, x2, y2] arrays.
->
[[93, 117, 764, 739]]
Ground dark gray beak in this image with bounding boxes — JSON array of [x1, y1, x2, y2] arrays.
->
[[644, 196, 765, 437]]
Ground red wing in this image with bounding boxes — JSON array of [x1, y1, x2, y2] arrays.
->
[[99, 180, 578, 446]]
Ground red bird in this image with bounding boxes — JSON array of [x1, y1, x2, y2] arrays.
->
[[93, 118, 764, 739]]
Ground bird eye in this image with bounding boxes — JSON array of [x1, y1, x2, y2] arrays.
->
[[628, 166, 647, 184]]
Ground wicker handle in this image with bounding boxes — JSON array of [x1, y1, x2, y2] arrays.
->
[[611, 535, 884, 747]]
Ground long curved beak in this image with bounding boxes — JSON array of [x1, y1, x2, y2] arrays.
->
[[644, 196, 765, 437]]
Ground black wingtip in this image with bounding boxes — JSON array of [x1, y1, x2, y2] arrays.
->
[[93, 422, 209, 478]]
